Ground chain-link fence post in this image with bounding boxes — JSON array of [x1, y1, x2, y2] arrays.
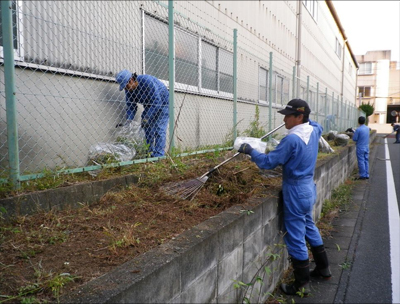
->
[[324, 88, 328, 131], [337, 95, 340, 131], [340, 96, 344, 131], [233, 29, 238, 140], [168, 0, 175, 154], [1, 0, 20, 188], [268, 52, 273, 132]]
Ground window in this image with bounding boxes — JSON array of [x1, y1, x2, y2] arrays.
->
[[303, 0, 318, 21], [276, 75, 289, 105], [358, 62, 373, 75], [201, 41, 217, 91], [358, 86, 371, 97], [144, 15, 169, 81], [176, 29, 198, 87], [335, 38, 342, 59], [259, 67, 268, 104], [219, 49, 233, 94], [0, 1, 22, 59], [144, 14, 233, 95]]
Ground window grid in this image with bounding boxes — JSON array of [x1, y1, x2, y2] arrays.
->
[[144, 13, 233, 96]]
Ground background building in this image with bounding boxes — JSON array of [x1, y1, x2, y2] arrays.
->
[[356, 50, 400, 125]]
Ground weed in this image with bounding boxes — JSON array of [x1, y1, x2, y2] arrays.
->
[[340, 261, 352, 269], [265, 292, 288, 303], [240, 209, 254, 215], [48, 273, 76, 303], [296, 287, 310, 298], [243, 105, 268, 138], [233, 279, 253, 290], [266, 253, 281, 261]]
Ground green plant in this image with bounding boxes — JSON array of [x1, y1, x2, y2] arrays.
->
[[358, 101, 374, 125], [340, 261, 352, 269], [240, 209, 254, 215], [296, 286, 310, 298], [244, 105, 267, 138], [266, 253, 281, 261], [48, 273, 76, 303]]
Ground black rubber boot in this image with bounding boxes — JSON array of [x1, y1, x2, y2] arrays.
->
[[280, 258, 310, 296], [310, 245, 332, 280]]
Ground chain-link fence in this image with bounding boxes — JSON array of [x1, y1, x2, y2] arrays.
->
[[0, 0, 363, 185]]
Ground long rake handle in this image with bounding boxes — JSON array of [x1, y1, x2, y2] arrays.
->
[[200, 123, 285, 178]]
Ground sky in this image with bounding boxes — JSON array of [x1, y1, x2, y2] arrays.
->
[[332, 1, 400, 62]]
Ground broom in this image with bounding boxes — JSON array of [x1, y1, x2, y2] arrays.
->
[[162, 123, 285, 200]]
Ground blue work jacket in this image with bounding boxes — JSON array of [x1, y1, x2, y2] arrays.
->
[[125, 75, 169, 121], [248, 120, 322, 183], [353, 125, 370, 148]]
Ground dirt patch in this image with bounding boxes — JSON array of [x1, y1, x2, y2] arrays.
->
[[0, 152, 283, 303]]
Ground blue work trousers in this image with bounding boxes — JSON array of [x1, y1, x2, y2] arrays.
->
[[143, 113, 169, 157], [356, 146, 369, 178], [282, 180, 323, 261]]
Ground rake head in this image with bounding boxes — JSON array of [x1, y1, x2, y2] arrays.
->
[[162, 176, 209, 200]]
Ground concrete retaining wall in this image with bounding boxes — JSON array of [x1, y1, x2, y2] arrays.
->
[[1, 132, 376, 303]]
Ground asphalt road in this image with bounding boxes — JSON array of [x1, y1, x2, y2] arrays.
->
[[343, 135, 400, 303]]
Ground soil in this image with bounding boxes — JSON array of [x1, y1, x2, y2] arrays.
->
[[0, 152, 284, 303]]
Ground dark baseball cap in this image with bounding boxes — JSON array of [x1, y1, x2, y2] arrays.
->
[[278, 99, 311, 115]]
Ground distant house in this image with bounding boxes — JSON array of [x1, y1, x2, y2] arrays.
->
[[356, 50, 400, 124]]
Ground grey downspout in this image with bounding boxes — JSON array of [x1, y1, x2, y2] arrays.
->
[[295, 0, 302, 98]]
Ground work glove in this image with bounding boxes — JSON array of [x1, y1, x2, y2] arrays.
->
[[238, 143, 254, 155]]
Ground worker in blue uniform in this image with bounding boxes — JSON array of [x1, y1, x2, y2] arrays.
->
[[352, 116, 370, 180], [238, 99, 331, 296], [116, 70, 169, 157]]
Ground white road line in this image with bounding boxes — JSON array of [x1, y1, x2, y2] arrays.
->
[[385, 138, 400, 303]]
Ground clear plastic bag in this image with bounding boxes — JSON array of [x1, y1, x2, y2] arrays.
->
[[115, 121, 146, 148], [319, 137, 335, 153], [234, 137, 267, 153], [88, 142, 136, 165], [334, 134, 350, 147]]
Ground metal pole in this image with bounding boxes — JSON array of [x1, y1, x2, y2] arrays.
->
[[316, 82, 319, 123], [292, 66, 296, 99], [295, 0, 302, 97], [268, 52, 273, 131], [233, 29, 238, 140], [338, 96, 341, 131], [1, 1, 20, 188], [168, 0, 175, 153]]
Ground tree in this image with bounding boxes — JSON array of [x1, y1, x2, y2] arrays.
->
[[358, 101, 374, 125]]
